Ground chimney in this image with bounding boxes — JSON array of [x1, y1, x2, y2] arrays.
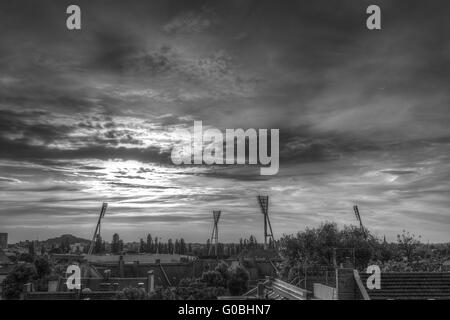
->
[[24, 283, 32, 292], [104, 269, 111, 280], [21, 283, 32, 299], [343, 257, 353, 268], [147, 270, 155, 293], [257, 281, 265, 299]]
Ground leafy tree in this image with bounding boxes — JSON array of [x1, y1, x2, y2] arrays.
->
[[28, 242, 35, 255], [111, 233, 121, 254], [174, 239, 180, 254], [34, 257, 51, 278], [397, 230, 421, 261], [1, 263, 37, 299], [206, 239, 211, 255], [154, 237, 158, 253], [180, 238, 186, 255], [94, 236, 103, 254], [227, 266, 249, 296], [146, 234, 153, 253], [139, 238, 146, 253], [278, 221, 381, 278]]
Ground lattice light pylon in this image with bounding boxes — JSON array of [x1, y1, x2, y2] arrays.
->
[[88, 202, 108, 255], [258, 195, 274, 249], [209, 210, 221, 256], [353, 205, 367, 239]]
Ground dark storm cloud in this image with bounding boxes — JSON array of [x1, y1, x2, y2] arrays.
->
[[0, 184, 81, 193], [0, 109, 72, 144], [0, 108, 168, 163], [0, 136, 171, 164]]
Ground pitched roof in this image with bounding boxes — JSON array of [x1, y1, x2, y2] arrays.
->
[[359, 272, 450, 300], [244, 278, 309, 300]]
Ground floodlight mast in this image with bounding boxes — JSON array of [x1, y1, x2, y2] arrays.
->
[[353, 205, 367, 239], [209, 210, 221, 257], [258, 195, 274, 249], [88, 202, 108, 255]]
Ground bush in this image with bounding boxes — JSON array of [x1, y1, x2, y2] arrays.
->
[[116, 286, 148, 300]]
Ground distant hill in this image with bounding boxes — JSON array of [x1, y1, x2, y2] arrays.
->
[[44, 234, 90, 245]]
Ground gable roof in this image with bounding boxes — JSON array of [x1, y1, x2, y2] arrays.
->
[[244, 278, 309, 300], [359, 272, 450, 300]]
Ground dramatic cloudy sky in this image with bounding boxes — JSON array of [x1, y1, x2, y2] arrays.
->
[[0, 0, 449, 243]]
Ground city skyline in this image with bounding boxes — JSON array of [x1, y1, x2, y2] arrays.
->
[[0, 0, 449, 243]]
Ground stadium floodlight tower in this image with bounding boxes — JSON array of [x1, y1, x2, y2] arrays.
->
[[209, 211, 221, 256], [88, 202, 108, 255], [353, 205, 367, 239], [257, 195, 274, 249]]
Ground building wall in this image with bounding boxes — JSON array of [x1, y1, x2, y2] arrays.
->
[[0, 233, 7, 249]]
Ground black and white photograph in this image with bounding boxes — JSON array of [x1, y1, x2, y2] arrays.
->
[[0, 0, 449, 309]]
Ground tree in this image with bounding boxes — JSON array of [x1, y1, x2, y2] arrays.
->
[[397, 230, 421, 261], [168, 239, 174, 254], [206, 239, 211, 255], [28, 242, 35, 255], [180, 238, 186, 255], [139, 239, 146, 253], [1, 263, 37, 299], [146, 234, 153, 253], [227, 266, 249, 296], [112, 233, 121, 254], [248, 235, 257, 249], [278, 221, 380, 278], [33, 256, 52, 292], [154, 237, 159, 253], [34, 257, 51, 279], [174, 239, 180, 254], [94, 236, 103, 254]]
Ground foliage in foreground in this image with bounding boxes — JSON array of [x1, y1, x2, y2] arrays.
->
[[278, 222, 450, 281], [116, 261, 250, 300]]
